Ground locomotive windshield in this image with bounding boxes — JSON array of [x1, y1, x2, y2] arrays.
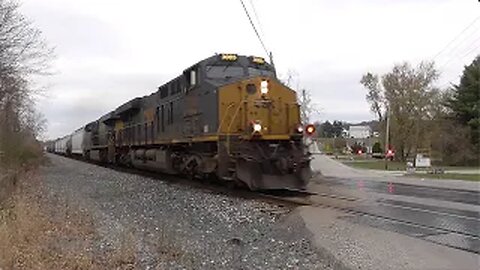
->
[[206, 65, 275, 79], [206, 66, 244, 79], [247, 67, 274, 77], [204, 55, 276, 80]]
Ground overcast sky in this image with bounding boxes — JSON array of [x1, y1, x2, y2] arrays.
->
[[19, 0, 480, 139]]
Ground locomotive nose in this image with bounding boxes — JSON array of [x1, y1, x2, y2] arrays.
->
[[238, 77, 299, 139]]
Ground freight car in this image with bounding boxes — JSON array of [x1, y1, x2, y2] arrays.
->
[[54, 135, 71, 155], [71, 127, 86, 156], [53, 54, 314, 190]]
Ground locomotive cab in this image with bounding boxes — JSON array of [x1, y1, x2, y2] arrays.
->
[[202, 54, 276, 83]]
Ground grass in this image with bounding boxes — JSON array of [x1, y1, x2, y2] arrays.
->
[[343, 160, 407, 171], [440, 166, 480, 172], [410, 173, 480, 182], [343, 159, 480, 181]]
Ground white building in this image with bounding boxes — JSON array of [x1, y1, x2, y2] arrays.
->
[[348, 125, 372, 139]]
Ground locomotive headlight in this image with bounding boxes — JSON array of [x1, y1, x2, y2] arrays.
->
[[296, 125, 304, 133], [260, 80, 269, 95], [253, 123, 262, 133]]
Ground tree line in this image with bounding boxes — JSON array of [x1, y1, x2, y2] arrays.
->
[[0, 0, 52, 167], [314, 120, 345, 138], [360, 56, 479, 165]]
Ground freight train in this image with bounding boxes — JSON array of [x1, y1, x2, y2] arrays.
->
[[47, 54, 315, 190]]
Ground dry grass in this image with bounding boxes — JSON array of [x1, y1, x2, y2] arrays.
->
[[0, 134, 45, 170], [0, 174, 138, 270], [0, 167, 194, 269]]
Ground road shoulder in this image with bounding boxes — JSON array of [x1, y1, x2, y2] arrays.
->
[[297, 206, 479, 270], [312, 154, 480, 192]]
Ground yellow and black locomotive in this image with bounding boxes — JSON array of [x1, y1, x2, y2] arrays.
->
[[53, 54, 313, 190]]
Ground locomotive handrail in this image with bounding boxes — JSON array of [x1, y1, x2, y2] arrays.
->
[[217, 102, 237, 134], [220, 99, 247, 155]]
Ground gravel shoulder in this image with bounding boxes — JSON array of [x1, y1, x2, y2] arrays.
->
[[299, 206, 479, 270], [33, 154, 335, 269]]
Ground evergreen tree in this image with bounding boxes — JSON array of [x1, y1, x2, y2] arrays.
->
[[372, 142, 383, 153], [319, 121, 333, 138], [448, 56, 480, 147], [332, 121, 344, 138]]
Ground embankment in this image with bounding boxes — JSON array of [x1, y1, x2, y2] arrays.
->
[[0, 172, 16, 206]]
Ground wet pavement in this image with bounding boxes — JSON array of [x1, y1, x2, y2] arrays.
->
[[311, 177, 480, 254], [321, 177, 480, 205]]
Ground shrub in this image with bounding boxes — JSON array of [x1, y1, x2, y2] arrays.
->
[[323, 142, 333, 154], [0, 130, 44, 169], [372, 142, 383, 153], [351, 142, 367, 154], [333, 138, 347, 152]]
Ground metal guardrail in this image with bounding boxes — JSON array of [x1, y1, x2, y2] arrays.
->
[[428, 167, 445, 174]]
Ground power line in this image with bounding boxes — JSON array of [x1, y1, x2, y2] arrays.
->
[[459, 36, 480, 59], [432, 15, 480, 60], [239, 0, 269, 57], [437, 28, 478, 65], [436, 27, 479, 67], [438, 53, 478, 88], [249, 0, 265, 38], [438, 76, 459, 89], [438, 35, 480, 71]]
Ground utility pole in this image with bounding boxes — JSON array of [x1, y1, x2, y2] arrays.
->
[[302, 89, 307, 124], [384, 106, 390, 170], [269, 51, 277, 77]]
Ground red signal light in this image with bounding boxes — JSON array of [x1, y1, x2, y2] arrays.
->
[[305, 124, 316, 136]]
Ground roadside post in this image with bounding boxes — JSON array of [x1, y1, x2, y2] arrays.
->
[[384, 107, 390, 170]]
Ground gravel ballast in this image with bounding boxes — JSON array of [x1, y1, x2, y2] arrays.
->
[[40, 154, 332, 269]]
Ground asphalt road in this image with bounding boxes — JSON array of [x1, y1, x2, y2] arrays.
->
[[321, 178, 480, 253], [303, 154, 480, 269]]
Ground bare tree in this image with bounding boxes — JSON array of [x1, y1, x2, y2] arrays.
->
[[282, 69, 298, 89], [360, 73, 384, 121], [0, 0, 53, 166], [360, 62, 440, 160], [298, 88, 317, 124], [0, 0, 52, 77], [280, 69, 321, 124]]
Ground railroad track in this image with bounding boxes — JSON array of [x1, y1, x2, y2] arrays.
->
[[57, 153, 322, 208], [50, 153, 480, 254], [259, 189, 480, 254]]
